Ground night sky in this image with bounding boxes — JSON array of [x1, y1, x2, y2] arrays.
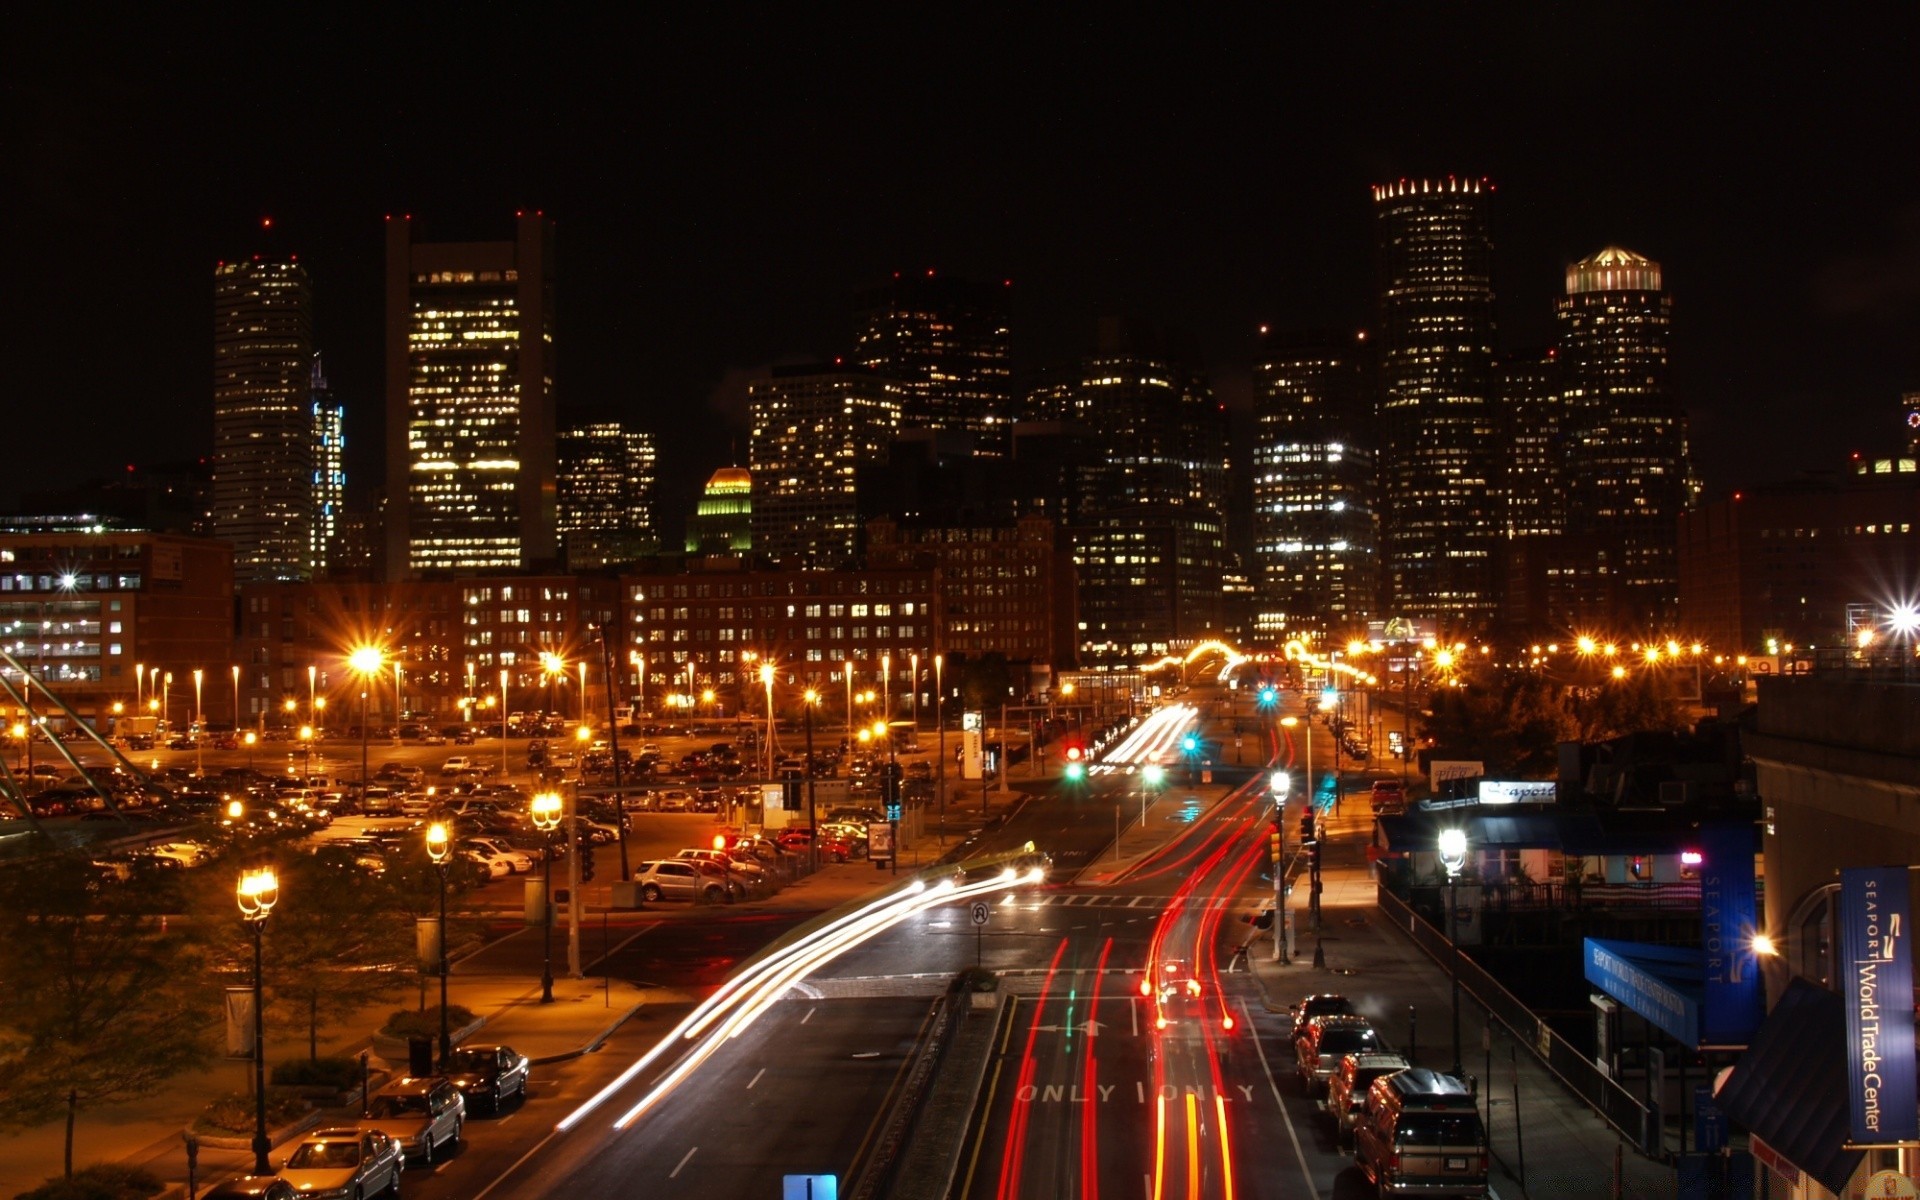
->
[[9, 9, 1920, 542]]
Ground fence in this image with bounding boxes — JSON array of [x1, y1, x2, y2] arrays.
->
[[1378, 884, 1656, 1152]]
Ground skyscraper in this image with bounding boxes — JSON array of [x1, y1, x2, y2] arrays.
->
[[310, 355, 345, 574], [853, 273, 1012, 452], [1557, 247, 1684, 626], [384, 213, 557, 577], [556, 420, 657, 568], [1373, 178, 1500, 628], [213, 253, 314, 582], [1026, 319, 1230, 663], [1251, 327, 1377, 640], [1495, 347, 1564, 540], [748, 363, 901, 565], [685, 467, 753, 555]]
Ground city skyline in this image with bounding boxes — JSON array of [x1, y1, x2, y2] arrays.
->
[[11, 10, 1920, 539]]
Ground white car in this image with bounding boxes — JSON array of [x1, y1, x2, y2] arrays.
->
[[280, 1126, 403, 1198], [462, 847, 511, 879], [464, 837, 534, 873], [440, 756, 474, 776]]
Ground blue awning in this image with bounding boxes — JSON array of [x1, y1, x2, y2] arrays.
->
[[1584, 938, 1701, 1046], [1715, 978, 1864, 1197]]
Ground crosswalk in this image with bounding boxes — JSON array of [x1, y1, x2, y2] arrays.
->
[[941, 893, 1243, 911]]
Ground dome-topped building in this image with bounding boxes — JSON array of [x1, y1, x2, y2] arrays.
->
[[684, 466, 753, 555], [1566, 246, 1663, 295]]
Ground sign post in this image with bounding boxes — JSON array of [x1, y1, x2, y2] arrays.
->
[[971, 899, 990, 968]]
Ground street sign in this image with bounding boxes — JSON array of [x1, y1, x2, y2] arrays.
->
[[970, 901, 991, 927], [783, 1175, 839, 1199]]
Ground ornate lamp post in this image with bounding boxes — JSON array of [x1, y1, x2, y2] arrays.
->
[[530, 791, 563, 1003], [236, 867, 280, 1175], [425, 822, 452, 1065], [1438, 826, 1469, 1077]]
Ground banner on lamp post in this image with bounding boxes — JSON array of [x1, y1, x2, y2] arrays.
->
[[1842, 866, 1918, 1143], [1699, 823, 1762, 1046], [224, 987, 255, 1058]]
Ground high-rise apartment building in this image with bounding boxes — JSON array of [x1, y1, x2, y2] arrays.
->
[[384, 214, 557, 577], [1557, 247, 1684, 626], [310, 355, 345, 574], [853, 273, 1013, 453], [748, 364, 901, 565], [1373, 178, 1500, 629], [1495, 347, 1564, 540], [556, 420, 657, 568], [1026, 319, 1231, 662], [1251, 327, 1377, 640], [213, 255, 314, 582]]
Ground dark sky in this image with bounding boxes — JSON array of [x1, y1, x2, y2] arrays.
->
[[8, 9, 1920, 539]]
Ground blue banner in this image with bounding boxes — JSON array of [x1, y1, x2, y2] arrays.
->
[[1699, 823, 1763, 1045], [1841, 866, 1917, 1143], [1584, 938, 1700, 1047]]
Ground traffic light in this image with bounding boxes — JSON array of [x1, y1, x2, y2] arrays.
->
[[1268, 825, 1282, 864], [579, 842, 597, 883], [1298, 811, 1316, 844], [882, 761, 903, 821], [1306, 842, 1321, 872], [1182, 733, 1199, 754], [1257, 686, 1277, 708]]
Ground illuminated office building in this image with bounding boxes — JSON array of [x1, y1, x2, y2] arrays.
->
[[310, 355, 345, 574], [1496, 347, 1564, 540], [213, 254, 314, 582], [1373, 178, 1500, 627], [384, 213, 557, 577], [686, 467, 753, 554], [748, 364, 901, 565], [1251, 327, 1377, 639], [556, 421, 657, 568], [1557, 247, 1685, 626], [853, 273, 1012, 452]]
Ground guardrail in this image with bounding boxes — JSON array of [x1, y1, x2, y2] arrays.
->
[[1377, 884, 1656, 1152], [846, 988, 964, 1200]]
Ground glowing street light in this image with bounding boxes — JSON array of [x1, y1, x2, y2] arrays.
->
[[1438, 827, 1469, 1076], [235, 866, 280, 1174], [531, 791, 564, 1003], [425, 822, 453, 1064], [348, 646, 384, 788]]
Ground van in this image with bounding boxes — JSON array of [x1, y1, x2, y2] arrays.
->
[[1370, 780, 1407, 816], [1353, 1068, 1488, 1197]]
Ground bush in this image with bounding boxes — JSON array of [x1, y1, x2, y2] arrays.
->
[[192, 1090, 310, 1137], [271, 1055, 363, 1090], [378, 1004, 476, 1040], [955, 966, 999, 993], [13, 1164, 165, 1200]]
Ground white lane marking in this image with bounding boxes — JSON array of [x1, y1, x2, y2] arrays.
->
[[470, 1128, 560, 1200], [801, 1006, 816, 1024], [1246, 997, 1321, 1200], [747, 1067, 765, 1090], [1130, 996, 1139, 1037], [586, 920, 663, 972], [670, 1147, 698, 1178]]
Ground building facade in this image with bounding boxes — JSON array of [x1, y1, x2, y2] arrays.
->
[[864, 513, 1075, 668], [384, 214, 558, 577], [213, 255, 314, 582], [1373, 178, 1501, 629], [747, 364, 901, 566], [1250, 327, 1377, 640], [0, 533, 233, 731], [310, 355, 345, 575], [1557, 247, 1685, 627], [686, 467, 753, 555], [853, 273, 1013, 453], [556, 421, 658, 569], [1496, 347, 1564, 541]]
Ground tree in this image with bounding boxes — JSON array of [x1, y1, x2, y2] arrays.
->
[[0, 855, 213, 1177]]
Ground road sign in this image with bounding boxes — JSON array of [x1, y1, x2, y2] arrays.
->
[[784, 1176, 839, 1200], [970, 901, 991, 927]]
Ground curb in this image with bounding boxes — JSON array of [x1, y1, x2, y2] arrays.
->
[[189, 1107, 324, 1152], [529, 998, 649, 1065]]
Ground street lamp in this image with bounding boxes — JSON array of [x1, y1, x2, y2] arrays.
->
[[759, 662, 775, 779], [192, 668, 204, 778], [530, 791, 563, 1003], [934, 654, 945, 844], [236, 867, 280, 1176], [348, 647, 384, 791], [1280, 715, 1312, 807], [802, 689, 819, 871], [425, 822, 452, 1066], [298, 725, 313, 779], [232, 664, 241, 731], [243, 730, 257, 770], [1438, 826, 1469, 1077]]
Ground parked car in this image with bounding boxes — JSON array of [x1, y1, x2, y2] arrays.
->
[[632, 859, 725, 903], [200, 1176, 297, 1200], [1296, 1014, 1383, 1095], [279, 1126, 403, 1197], [440, 756, 475, 776], [654, 789, 693, 812], [462, 847, 512, 880], [1370, 779, 1407, 815], [1289, 992, 1357, 1041], [1353, 1068, 1489, 1197], [1326, 1051, 1411, 1147], [360, 1075, 464, 1165], [443, 1043, 530, 1114], [464, 837, 534, 873], [677, 847, 766, 892]]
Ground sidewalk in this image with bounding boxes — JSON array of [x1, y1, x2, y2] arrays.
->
[[1239, 805, 1677, 1199]]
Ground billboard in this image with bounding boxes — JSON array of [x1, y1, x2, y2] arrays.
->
[[1698, 823, 1762, 1045], [1842, 866, 1918, 1143], [1429, 760, 1484, 792], [1477, 780, 1557, 805]]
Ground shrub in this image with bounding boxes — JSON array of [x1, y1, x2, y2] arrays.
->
[[955, 966, 999, 993], [13, 1164, 165, 1200], [192, 1090, 310, 1137], [271, 1055, 363, 1090], [378, 1004, 476, 1040]]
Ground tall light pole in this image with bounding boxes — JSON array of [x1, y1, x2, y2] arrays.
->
[[236, 867, 280, 1176], [630, 650, 645, 718], [531, 791, 562, 1003], [425, 822, 452, 1066], [803, 689, 819, 872], [135, 663, 145, 716], [349, 647, 383, 789], [759, 663, 776, 780], [192, 669, 204, 778], [910, 652, 920, 736], [307, 664, 317, 729], [498, 668, 510, 776], [1439, 826, 1469, 1077], [882, 653, 891, 729], [844, 660, 855, 747], [1281, 715, 1312, 810], [232, 664, 242, 730], [934, 654, 945, 843], [299, 724, 313, 779], [578, 661, 589, 724]]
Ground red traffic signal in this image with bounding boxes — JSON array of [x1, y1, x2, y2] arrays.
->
[[1065, 742, 1084, 762]]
